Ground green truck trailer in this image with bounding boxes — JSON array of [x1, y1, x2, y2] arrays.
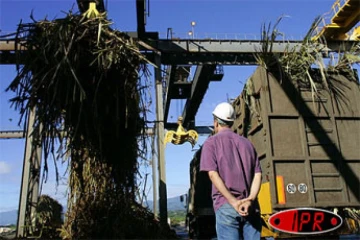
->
[[185, 66, 360, 239]]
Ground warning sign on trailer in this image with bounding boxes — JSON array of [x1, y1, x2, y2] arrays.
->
[[268, 208, 343, 235]]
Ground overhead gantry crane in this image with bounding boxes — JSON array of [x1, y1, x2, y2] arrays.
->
[[312, 0, 360, 41], [0, 0, 359, 233]]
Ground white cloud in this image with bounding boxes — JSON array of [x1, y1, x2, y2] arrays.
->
[[0, 161, 11, 174]]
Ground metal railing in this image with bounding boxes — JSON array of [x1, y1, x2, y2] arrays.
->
[[331, 0, 348, 17], [312, 0, 349, 38], [159, 32, 304, 41], [1, 30, 304, 42]]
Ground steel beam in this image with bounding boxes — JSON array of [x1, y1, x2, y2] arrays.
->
[[153, 39, 359, 65], [1, 39, 358, 65], [152, 39, 357, 53], [151, 134, 158, 218], [16, 108, 42, 237], [154, 54, 168, 225], [125, 31, 159, 39], [163, 65, 175, 124], [1, 39, 357, 53], [136, 0, 146, 38], [161, 53, 257, 65], [0, 128, 154, 137], [0, 131, 25, 139], [159, 39, 358, 65], [163, 65, 192, 123], [164, 124, 213, 135], [182, 65, 216, 128], [0, 40, 22, 50]]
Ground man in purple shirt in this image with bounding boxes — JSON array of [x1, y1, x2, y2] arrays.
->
[[200, 102, 262, 240]]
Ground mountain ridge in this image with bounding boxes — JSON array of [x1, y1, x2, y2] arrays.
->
[[145, 195, 186, 212]]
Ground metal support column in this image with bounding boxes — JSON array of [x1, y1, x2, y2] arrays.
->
[[16, 107, 42, 237], [151, 132, 158, 218], [154, 53, 168, 225]]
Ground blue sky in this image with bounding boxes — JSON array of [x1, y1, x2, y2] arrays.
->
[[0, 0, 356, 212]]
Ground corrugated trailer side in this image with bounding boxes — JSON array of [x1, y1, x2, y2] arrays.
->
[[232, 66, 360, 238]]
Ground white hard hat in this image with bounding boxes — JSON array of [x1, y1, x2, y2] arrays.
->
[[212, 102, 235, 122]]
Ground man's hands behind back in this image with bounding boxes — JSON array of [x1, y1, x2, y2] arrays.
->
[[230, 198, 253, 216]]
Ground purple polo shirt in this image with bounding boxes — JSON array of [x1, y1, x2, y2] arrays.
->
[[200, 128, 261, 212]]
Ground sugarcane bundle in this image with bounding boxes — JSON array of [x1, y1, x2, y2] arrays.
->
[[33, 195, 63, 239], [6, 9, 168, 239], [254, 16, 359, 100], [7, 11, 150, 157]]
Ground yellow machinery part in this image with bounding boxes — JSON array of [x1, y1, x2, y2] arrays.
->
[[258, 177, 286, 215], [350, 26, 360, 40], [258, 178, 286, 238], [258, 181, 279, 237], [82, 2, 107, 19], [258, 182, 272, 215], [312, 0, 360, 41], [261, 214, 279, 239], [164, 117, 198, 147]]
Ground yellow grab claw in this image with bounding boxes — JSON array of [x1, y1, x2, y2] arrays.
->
[[164, 117, 198, 147], [83, 2, 105, 19]]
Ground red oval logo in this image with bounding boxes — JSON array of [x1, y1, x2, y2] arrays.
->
[[268, 208, 343, 235]]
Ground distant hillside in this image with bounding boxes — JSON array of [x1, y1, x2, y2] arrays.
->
[[146, 196, 186, 212], [0, 210, 17, 225]]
